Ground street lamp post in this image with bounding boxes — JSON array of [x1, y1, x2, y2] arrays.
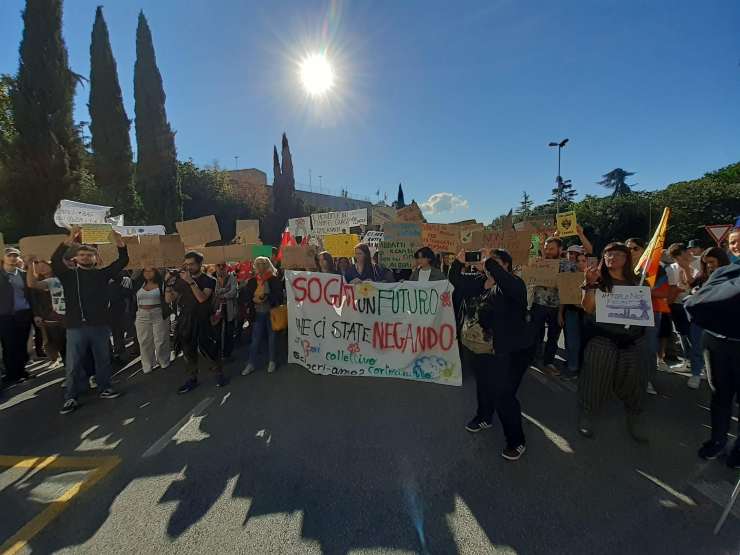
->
[[548, 138, 569, 215]]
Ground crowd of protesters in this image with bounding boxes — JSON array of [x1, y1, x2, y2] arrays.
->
[[1, 224, 738, 466]]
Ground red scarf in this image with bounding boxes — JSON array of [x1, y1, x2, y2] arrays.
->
[[255, 271, 273, 286]]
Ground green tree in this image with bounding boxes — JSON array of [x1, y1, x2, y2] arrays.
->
[[549, 178, 577, 208], [598, 168, 635, 198], [89, 6, 141, 220], [3, 0, 84, 237], [134, 11, 181, 229], [0, 74, 15, 146], [516, 190, 533, 218]]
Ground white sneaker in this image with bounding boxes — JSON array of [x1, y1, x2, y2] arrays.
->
[[687, 375, 701, 389], [241, 364, 255, 376], [267, 362, 277, 374], [657, 360, 670, 372], [88, 376, 97, 389], [646, 381, 657, 395], [142, 367, 152, 374]]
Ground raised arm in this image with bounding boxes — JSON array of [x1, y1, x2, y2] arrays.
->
[[448, 256, 485, 298], [26, 256, 50, 291], [100, 231, 129, 280], [576, 224, 593, 255], [581, 265, 600, 314], [51, 226, 80, 277], [486, 259, 526, 307]]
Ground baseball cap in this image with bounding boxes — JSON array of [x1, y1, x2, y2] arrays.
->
[[687, 239, 702, 249], [4, 247, 20, 256], [566, 245, 585, 254]]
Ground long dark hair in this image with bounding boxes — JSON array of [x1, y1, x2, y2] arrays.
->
[[598, 242, 635, 292], [134, 267, 163, 287], [317, 251, 337, 273], [354, 243, 373, 267], [696, 247, 730, 286]]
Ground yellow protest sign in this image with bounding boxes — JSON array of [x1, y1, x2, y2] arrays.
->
[[81, 224, 113, 244], [556, 211, 578, 237], [322, 234, 360, 258]]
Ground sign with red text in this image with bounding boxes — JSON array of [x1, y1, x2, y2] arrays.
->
[[285, 271, 462, 386]]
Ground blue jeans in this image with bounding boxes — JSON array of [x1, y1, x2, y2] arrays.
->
[[688, 322, 704, 376], [65, 326, 113, 401], [563, 309, 581, 373], [248, 312, 276, 367]]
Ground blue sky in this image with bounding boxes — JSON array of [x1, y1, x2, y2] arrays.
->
[[2, 0, 739, 223]]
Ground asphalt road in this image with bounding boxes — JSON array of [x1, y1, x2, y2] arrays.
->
[[0, 340, 738, 555]]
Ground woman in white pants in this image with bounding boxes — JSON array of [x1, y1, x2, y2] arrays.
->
[[133, 267, 170, 373]]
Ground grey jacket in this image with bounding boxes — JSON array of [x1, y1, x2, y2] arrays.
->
[[408, 267, 447, 282]]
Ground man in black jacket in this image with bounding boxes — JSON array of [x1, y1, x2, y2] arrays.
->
[[51, 226, 129, 414], [0, 247, 33, 386]]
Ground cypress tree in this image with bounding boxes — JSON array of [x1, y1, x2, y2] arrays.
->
[[134, 11, 181, 228], [5, 0, 84, 236], [89, 6, 141, 219]]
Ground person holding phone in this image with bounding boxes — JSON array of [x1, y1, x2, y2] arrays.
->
[[165, 251, 226, 394]]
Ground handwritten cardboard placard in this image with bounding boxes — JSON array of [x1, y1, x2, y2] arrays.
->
[[286, 271, 462, 385], [176, 215, 221, 247], [362, 230, 385, 253], [379, 240, 417, 269], [556, 211, 578, 237], [457, 223, 485, 248], [235, 219, 260, 244], [159, 235, 186, 267], [311, 209, 368, 235], [53, 199, 111, 228], [595, 286, 654, 327], [520, 259, 560, 288], [382, 222, 422, 243], [251, 245, 273, 259], [371, 206, 397, 226], [96, 242, 119, 268], [126, 235, 162, 269], [113, 225, 166, 237], [19, 235, 68, 261], [282, 246, 318, 270], [81, 223, 112, 244], [421, 224, 460, 254], [288, 217, 312, 238], [323, 234, 360, 258], [396, 201, 426, 223], [557, 271, 584, 305]]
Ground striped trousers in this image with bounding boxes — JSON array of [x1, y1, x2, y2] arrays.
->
[[578, 335, 648, 416]]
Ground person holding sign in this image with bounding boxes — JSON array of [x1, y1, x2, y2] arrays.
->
[[578, 242, 648, 442], [449, 249, 531, 461], [26, 256, 67, 370], [52, 226, 128, 414], [241, 257, 283, 376], [132, 268, 171, 374]]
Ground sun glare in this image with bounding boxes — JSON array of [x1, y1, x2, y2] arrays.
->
[[299, 53, 335, 97]]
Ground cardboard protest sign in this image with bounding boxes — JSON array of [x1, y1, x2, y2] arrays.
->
[[382, 222, 422, 244], [175, 215, 221, 247], [463, 230, 485, 250], [457, 222, 485, 249], [422, 224, 460, 254], [19, 235, 67, 261], [557, 272, 584, 305], [379, 240, 417, 269], [159, 235, 186, 267], [286, 271, 462, 386], [362, 230, 385, 253], [503, 231, 533, 268], [235, 220, 260, 244], [595, 286, 654, 327], [53, 199, 111, 228], [371, 206, 397, 226], [396, 201, 426, 223], [114, 225, 166, 237], [202, 244, 250, 264], [529, 234, 541, 257], [323, 234, 360, 258], [282, 246, 318, 270], [126, 236, 162, 269], [520, 259, 560, 288], [81, 223, 112, 244], [288, 217, 312, 238], [556, 211, 578, 237], [96, 243, 120, 268], [311, 209, 368, 235], [251, 245, 273, 259]]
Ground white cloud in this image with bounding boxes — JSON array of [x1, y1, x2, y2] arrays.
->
[[419, 192, 469, 215]]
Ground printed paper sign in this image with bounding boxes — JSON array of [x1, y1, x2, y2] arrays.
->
[[176, 215, 221, 247], [520, 259, 560, 288], [422, 224, 460, 254], [556, 272, 584, 305], [371, 206, 397, 226], [311, 209, 368, 235], [362, 231, 385, 253], [288, 217, 312, 238], [379, 240, 417, 269], [236, 220, 260, 244], [286, 271, 462, 386], [113, 225, 166, 237], [556, 211, 578, 237], [595, 286, 655, 327], [323, 234, 360, 258], [19, 235, 68, 261], [81, 224, 112, 244], [282, 246, 318, 270], [54, 199, 111, 228], [396, 201, 426, 223], [382, 223, 422, 243]]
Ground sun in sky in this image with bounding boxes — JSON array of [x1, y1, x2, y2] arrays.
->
[[299, 52, 335, 97]]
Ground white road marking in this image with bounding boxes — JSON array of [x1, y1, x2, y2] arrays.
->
[[141, 396, 214, 458]]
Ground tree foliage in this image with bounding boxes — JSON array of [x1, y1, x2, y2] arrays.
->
[[516, 190, 533, 217], [134, 11, 181, 229], [598, 168, 635, 198]]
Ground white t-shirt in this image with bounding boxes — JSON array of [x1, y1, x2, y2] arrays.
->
[[43, 277, 66, 316], [667, 260, 700, 301], [417, 268, 431, 282]]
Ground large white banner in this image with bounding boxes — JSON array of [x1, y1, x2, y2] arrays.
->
[[310, 208, 368, 235], [54, 199, 112, 228], [285, 271, 462, 386]]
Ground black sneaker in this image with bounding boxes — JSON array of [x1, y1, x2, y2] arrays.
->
[[697, 440, 726, 460], [465, 417, 492, 433], [216, 375, 229, 388], [99, 388, 121, 399], [726, 449, 740, 469], [502, 444, 526, 461], [59, 399, 79, 415], [177, 379, 198, 395]]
